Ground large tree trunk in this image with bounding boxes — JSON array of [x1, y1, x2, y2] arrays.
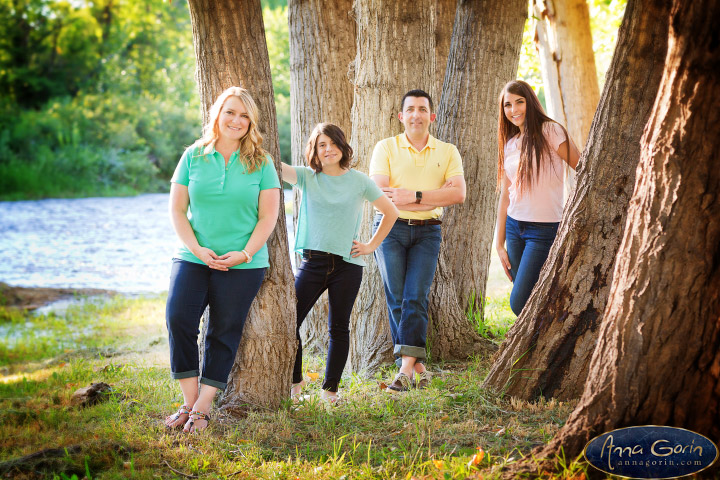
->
[[187, 0, 296, 411], [347, 0, 437, 374], [426, 0, 526, 360], [431, 0, 456, 105], [484, 0, 669, 400], [526, 0, 720, 467], [289, 0, 356, 357], [533, 0, 601, 199]]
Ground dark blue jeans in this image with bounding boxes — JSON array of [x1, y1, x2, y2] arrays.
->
[[292, 250, 364, 392], [166, 259, 265, 390], [505, 216, 559, 316], [373, 215, 442, 365]]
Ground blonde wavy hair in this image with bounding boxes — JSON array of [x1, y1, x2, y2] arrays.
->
[[196, 86, 267, 173]]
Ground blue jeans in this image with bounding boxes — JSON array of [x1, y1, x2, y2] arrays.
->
[[373, 215, 442, 365], [505, 216, 559, 316], [165, 259, 265, 390], [292, 250, 364, 392]]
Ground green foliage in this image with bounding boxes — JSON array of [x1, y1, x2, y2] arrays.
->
[[589, 0, 628, 89], [0, 0, 199, 199], [264, 4, 291, 164], [516, 0, 628, 107]]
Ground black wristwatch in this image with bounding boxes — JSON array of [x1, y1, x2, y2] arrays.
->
[[415, 191, 422, 204]]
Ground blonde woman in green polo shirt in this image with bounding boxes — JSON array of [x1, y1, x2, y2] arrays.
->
[[163, 87, 280, 433], [282, 123, 398, 403]]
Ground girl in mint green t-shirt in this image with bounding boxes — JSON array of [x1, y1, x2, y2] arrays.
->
[[281, 123, 398, 403], [164, 87, 280, 433]]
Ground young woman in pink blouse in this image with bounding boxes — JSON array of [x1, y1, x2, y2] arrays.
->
[[495, 80, 581, 316]]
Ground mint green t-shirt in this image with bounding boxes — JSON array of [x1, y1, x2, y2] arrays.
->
[[292, 167, 383, 267], [171, 144, 280, 269]]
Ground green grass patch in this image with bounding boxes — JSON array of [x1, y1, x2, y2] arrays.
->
[[466, 291, 516, 342], [0, 294, 589, 479], [0, 295, 164, 366]]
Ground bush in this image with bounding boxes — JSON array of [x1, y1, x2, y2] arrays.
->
[[0, 92, 198, 199], [0, 143, 160, 200]]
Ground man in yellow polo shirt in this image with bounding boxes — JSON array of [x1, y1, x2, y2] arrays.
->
[[370, 89, 466, 392]]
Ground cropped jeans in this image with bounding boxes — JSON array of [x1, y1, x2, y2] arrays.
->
[[373, 215, 442, 366], [292, 250, 364, 392], [505, 216, 559, 316], [165, 259, 265, 390]]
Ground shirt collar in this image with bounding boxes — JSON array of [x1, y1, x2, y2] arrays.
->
[[399, 133, 437, 153]]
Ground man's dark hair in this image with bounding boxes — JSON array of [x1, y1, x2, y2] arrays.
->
[[401, 89, 433, 112]]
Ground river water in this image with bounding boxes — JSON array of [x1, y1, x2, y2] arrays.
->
[[0, 193, 295, 294]]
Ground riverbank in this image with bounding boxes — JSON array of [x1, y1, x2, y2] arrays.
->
[[0, 282, 115, 311], [0, 293, 585, 479]]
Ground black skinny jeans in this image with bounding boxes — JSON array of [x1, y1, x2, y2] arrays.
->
[[292, 250, 363, 392]]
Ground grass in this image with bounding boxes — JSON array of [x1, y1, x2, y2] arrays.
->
[[0, 293, 592, 479]]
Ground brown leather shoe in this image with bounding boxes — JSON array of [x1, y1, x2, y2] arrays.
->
[[415, 370, 431, 389], [387, 372, 414, 392]]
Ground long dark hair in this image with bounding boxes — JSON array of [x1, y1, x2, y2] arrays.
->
[[305, 123, 353, 173], [496, 80, 568, 193]]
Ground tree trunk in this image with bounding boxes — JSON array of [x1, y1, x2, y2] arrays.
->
[[431, 0, 456, 105], [347, 0, 437, 374], [427, 0, 526, 360], [289, 0, 356, 357], [530, 0, 720, 466], [187, 0, 296, 411], [484, 0, 669, 400], [533, 0, 601, 200]]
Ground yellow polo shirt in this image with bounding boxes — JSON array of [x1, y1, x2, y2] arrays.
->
[[369, 133, 464, 220]]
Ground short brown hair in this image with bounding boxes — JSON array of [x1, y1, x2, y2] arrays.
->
[[304, 123, 353, 173]]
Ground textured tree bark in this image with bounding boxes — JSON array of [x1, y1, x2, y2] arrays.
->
[[521, 0, 720, 468], [427, 0, 526, 360], [288, 0, 356, 357], [533, 0, 601, 199], [484, 0, 669, 400], [431, 0, 456, 105], [187, 0, 296, 411], [347, 0, 437, 374]]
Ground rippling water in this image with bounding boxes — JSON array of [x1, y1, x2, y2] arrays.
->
[[0, 193, 295, 293]]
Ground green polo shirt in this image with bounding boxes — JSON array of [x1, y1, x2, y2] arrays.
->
[[291, 166, 383, 266], [171, 144, 280, 269]]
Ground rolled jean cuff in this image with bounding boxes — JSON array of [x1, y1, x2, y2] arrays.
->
[[393, 344, 426, 361], [172, 369, 199, 380], [200, 376, 227, 390]]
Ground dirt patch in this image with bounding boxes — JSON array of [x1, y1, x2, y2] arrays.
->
[[0, 282, 115, 310]]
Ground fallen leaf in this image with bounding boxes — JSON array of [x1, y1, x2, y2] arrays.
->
[[495, 428, 506, 436], [379, 382, 388, 390], [467, 447, 485, 467], [439, 414, 449, 421], [307, 372, 319, 381], [432, 459, 444, 469]]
